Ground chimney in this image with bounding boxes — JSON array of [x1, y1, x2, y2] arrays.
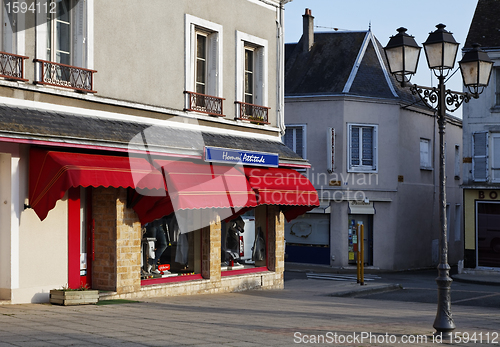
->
[[302, 8, 314, 52]]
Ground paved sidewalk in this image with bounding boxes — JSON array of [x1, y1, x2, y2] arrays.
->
[[0, 273, 498, 346]]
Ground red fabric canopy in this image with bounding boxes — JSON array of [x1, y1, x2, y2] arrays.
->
[[244, 167, 319, 221], [156, 159, 258, 211], [29, 148, 165, 220]]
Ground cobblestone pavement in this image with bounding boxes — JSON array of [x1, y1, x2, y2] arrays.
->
[[0, 273, 498, 346]]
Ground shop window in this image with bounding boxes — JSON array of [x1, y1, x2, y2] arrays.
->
[[220, 211, 267, 272], [141, 213, 201, 281], [348, 123, 377, 172], [284, 124, 306, 159]]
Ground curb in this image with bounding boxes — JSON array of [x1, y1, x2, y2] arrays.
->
[[329, 283, 402, 297], [452, 275, 500, 286]]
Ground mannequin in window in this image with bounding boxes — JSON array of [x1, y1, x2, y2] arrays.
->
[[222, 216, 245, 265], [146, 217, 170, 274]]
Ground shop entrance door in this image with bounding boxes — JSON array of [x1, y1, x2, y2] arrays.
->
[[477, 202, 500, 268], [68, 187, 93, 289], [348, 214, 373, 266]]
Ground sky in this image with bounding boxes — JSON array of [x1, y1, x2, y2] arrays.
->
[[284, 0, 479, 117]]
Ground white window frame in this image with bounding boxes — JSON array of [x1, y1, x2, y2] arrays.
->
[[235, 31, 268, 107], [347, 123, 378, 173], [420, 138, 432, 170], [185, 14, 223, 98], [283, 124, 306, 159], [35, 0, 93, 68]]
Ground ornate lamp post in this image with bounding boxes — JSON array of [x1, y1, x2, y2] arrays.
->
[[384, 24, 493, 336]]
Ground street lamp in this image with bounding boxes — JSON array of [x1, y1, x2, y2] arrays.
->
[[384, 24, 493, 336]]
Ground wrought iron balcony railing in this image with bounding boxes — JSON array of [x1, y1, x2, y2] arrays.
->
[[34, 59, 97, 93], [184, 91, 224, 117], [0, 51, 28, 82], [235, 101, 270, 124]]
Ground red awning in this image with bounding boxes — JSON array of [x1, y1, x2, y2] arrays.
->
[[244, 167, 319, 221], [132, 160, 258, 225], [29, 148, 165, 220], [156, 159, 258, 211]]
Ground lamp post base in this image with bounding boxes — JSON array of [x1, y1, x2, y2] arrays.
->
[[433, 263, 455, 335]]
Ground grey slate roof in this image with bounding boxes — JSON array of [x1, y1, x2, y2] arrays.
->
[[0, 103, 304, 163], [464, 0, 500, 50], [285, 30, 419, 105]]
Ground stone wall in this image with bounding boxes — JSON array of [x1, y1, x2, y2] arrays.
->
[[93, 189, 285, 300], [92, 187, 141, 293]]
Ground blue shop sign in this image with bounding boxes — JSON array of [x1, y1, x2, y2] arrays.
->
[[204, 146, 279, 167]]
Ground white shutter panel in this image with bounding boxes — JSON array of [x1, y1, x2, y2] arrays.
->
[[73, 0, 87, 68], [254, 47, 264, 105], [327, 128, 335, 173], [473, 132, 488, 182], [207, 33, 218, 96]]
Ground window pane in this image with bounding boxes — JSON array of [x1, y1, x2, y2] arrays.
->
[[57, 0, 71, 23], [196, 60, 206, 85], [245, 72, 253, 96], [56, 21, 71, 55], [245, 49, 253, 71], [284, 130, 293, 150], [197, 35, 206, 59]]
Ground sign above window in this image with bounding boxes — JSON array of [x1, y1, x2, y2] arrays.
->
[[204, 146, 279, 167]]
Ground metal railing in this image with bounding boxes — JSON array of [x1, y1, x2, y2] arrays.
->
[[34, 59, 97, 93], [235, 101, 270, 124], [0, 51, 28, 81], [184, 91, 224, 117]]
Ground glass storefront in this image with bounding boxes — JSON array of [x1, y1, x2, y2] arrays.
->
[[220, 210, 267, 271], [141, 213, 201, 280]]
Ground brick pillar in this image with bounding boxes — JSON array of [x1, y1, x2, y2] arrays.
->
[[267, 205, 285, 274], [92, 187, 141, 294], [202, 215, 221, 281], [115, 188, 142, 294]]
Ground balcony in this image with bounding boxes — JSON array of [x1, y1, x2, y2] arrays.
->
[[34, 59, 97, 93], [0, 51, 28, 82], [235, 101, 270, 124], [184, 91, 224, 117]]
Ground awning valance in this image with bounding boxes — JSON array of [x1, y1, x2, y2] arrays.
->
[[244, 167, 319, 221], [133, 160, 258, 224], [29, 148, 165, 220], [29, 149, 318, 224]]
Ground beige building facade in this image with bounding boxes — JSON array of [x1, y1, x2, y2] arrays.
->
[[0, 0, 317, 304]]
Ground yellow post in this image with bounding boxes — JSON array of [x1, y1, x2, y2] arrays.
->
[[356, 223, 360, 283], [360, 223, 365, 285]]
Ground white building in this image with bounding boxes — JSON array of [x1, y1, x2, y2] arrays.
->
[[283, 9, 464, 270]]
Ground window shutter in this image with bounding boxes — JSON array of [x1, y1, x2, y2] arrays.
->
[[73, 0, 87, 68], [472, 132, 488, 182], [254, 48, 264, 105], [207, 33, 218, 96], [373, 126, 377, 170], [492, 136, 500, 181], [327, 128, 335, 172]]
